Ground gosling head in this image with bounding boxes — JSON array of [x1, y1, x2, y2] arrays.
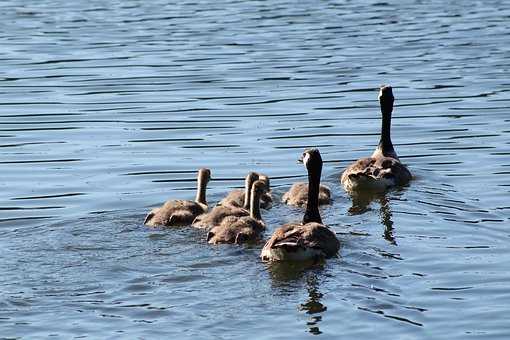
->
[[257, 174, 271, 191], [252, 179, 267, 196], [246, 171, 259, 185], [198, 168, 211, 183], [379, 85, 394, 114]]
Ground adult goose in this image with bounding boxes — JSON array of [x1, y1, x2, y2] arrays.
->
[[144, 168, 211, 227], [261, 149, 340, 262], [282, 152, 330, 207], [218, 172, 272, 210], [207, 180, 266, 244], [341, 85, 412, 193]]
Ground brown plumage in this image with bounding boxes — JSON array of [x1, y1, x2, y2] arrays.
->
[[218, 172, 272, 210], [207, 215, 265, 244], [257, 174, 273, 210], [144, 168, 211, 227], [341, 156, 411, 192], [261, 149, 340, 262], [192, 205, 248, 230], [282, 182, 331, 207], [207, 180, 266, 244], [218, 172, 258, 209], [218, 190, 246, 207], [341, 85, 412, 193], [260, 222, 339, 261]]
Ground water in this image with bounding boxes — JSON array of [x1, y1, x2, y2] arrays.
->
[[1, 0, 510, 338]]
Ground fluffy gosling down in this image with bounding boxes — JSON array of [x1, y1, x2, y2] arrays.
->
[[144, 168, 211, 227], [218, 172, 272, 209], [207, 180, 266, 245]]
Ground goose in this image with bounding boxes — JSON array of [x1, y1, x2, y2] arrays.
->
[[207, 180, 266, 244], [218, 172, 272, 210], [144, 168, 211, 227], [261, 149, 340, 262], [341, 85, 412, 193]]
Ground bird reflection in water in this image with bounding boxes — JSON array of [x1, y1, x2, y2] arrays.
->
[[379, 195, 396, 245], [348, 192, 396, 245], [299, 274, 326, 335], [267, 263, 327, 335]]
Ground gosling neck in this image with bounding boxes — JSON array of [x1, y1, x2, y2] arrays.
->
[[243, 174, 255, 210], [195, 174, 207, 205], [250, 190, 262, 220], [303, 164, 322, 224]]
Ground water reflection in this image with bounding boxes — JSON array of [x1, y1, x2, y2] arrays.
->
[[299, 274, 326, 335], [348, 192, 396, 244], [266, 260, 318, 283], [379, 196, 396, 245], [348, 191, 384, 215], [266, 262, 327, 335]]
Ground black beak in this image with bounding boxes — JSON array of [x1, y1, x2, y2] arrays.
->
[[298, 155, 304, 164]]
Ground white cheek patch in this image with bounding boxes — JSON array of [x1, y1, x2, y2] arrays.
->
[[378, 89, 383, 100], [303, 153, 311, 167]]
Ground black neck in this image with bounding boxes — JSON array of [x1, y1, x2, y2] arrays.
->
[[303, 165, 322, 224], [377, 107, 395, 157]]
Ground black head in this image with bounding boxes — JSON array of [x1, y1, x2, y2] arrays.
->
[[299, 148, 323, 171], [379, 85, 394, 114]]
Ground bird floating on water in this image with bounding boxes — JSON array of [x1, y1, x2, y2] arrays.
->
[[341, 85, 412, 193]]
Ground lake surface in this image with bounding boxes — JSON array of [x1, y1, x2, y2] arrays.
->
[[1, 0, 510, 338]]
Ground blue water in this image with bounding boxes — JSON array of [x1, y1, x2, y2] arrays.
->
[[1, 0, 510, 338]]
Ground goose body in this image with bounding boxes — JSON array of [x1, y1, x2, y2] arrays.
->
[[261, 149, 340, 262], [260, 222, 339, 261], [144, 168, 210, 227], [341, 156, 411, 192], [207, 180, 266, 244], [341, 85, 411, 193]]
